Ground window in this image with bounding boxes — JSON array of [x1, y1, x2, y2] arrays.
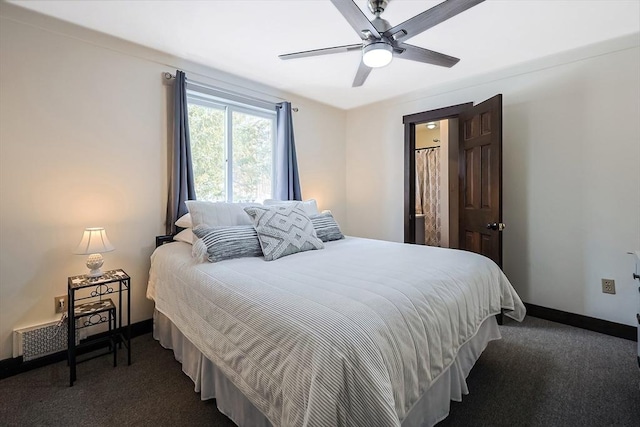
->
[[187, 89, 275, 203]]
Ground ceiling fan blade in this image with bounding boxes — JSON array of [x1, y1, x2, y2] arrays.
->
[[352, 61, 372, 87], [395, 43, 460, 67], [330, 0, 381, 40], [384, 0, 485, 41], [279, 44, 362, 60]]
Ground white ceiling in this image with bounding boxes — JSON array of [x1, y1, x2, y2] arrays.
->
[[9, 0, 640, 110]]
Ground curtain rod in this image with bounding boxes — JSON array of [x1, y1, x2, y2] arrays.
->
[[163, 72, 298, 112], [415, 146, 440, 150]]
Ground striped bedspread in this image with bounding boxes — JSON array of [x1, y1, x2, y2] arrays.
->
[[147, 237, 525, 426]]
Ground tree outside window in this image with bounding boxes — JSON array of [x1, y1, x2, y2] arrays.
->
[[188, 94, 274, 203]]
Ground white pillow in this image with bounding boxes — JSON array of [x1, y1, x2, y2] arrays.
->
[[175, 213, 192, 228], [185, 201, 261, 229], [174, 228, 195, 244], [263, 199, 319, 217]]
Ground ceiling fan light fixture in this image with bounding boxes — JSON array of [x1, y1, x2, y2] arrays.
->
[[279, 0, 483, 86], [362, 42, 393, 68]]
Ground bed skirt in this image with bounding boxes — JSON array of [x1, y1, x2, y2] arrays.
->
[[153, 309, 501, 427]]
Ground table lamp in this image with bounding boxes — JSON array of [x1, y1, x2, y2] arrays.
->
[[74, 227, 115, 277]]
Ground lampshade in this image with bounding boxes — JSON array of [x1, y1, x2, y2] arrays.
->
[[362, 42, 393, 68], [74, 227, 114, 278], [74, 228, 114, 255]]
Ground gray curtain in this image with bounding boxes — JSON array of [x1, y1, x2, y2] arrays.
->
[[166, 70, 196, 234], [416, 147, 441, 246], [275, 102, 301, 201]]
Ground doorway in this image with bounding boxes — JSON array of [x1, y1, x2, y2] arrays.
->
[[403, 102, 471, 248], [403, 95, 504, 266], [414, 119, 449, 247]]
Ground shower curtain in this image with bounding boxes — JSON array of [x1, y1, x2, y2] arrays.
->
[[416, 147, 441, 246]]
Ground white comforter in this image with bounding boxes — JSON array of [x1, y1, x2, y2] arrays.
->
[[147, 237, 525, 427]]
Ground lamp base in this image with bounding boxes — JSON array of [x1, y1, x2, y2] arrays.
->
[[87, 269, 104, 278], [86, 253, 105, 278]]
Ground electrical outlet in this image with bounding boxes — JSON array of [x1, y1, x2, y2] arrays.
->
[[54, 295, 68, 313], [601, 279, 616, 295]]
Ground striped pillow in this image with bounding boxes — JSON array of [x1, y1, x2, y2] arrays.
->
[[310, 212, 344, 242], [192, 225, 263, 262]]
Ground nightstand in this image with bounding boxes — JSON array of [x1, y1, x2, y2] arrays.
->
[[67, 269, 131, 386]]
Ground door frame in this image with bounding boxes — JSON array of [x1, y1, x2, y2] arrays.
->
[[403, 102, 472, 246]]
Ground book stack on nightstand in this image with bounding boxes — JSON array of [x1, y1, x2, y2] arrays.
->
[[67, 269, 131, 386]]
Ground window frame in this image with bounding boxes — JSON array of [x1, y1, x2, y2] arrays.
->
[[186, 89, 277, 203]]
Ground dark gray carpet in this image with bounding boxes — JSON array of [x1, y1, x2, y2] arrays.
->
[[0, 316, 638, 426], [438, 317, 639, 427]]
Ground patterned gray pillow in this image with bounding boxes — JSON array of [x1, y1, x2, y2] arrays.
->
[[192, 225, 263, 262], [310, 212, 344, 242], [244, 203, 324, 261]]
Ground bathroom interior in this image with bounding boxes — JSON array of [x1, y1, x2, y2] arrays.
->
[[415, 119, 449, 248]]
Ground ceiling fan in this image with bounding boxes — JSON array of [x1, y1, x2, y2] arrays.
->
[[279, 0, 485, 87]]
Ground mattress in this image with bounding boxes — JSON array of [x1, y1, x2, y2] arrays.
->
[[147, 237, 525, 426]]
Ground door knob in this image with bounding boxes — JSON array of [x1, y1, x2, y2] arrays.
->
[[486, 222, 506, 231]]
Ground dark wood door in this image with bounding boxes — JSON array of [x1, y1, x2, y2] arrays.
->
[[458, 94, 503, 266]]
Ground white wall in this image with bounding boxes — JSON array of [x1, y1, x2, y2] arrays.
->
[[415, 125, 440, 149], [0, 4, 347, 360], [345, 38, 640, 327]]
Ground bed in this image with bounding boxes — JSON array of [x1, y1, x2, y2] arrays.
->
[[147, 229, 525, 427]]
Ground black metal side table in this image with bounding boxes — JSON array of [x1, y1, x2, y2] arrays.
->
[[67, 269, 131, 386]]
